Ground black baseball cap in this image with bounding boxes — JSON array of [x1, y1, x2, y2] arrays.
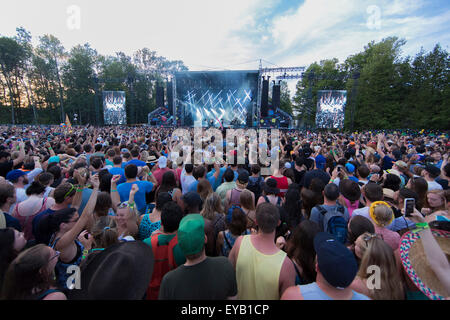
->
[[181, 192, 203, 209], [314, 232, 358, 289], [237, 171, 249, 184]]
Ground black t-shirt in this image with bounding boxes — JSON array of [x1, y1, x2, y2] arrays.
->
[[293, 168, 306, 186], [302, 169, 331, 189], [0, 160, 13, 178], [159, 256, 237, 300]]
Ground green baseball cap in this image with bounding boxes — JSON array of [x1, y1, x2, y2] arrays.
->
[[177, 214, 205, 256]]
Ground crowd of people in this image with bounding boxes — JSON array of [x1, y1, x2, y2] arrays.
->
[[0, 124, 449, 300]]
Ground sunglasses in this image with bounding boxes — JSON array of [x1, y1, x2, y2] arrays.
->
[[117, 202, 129, 209]]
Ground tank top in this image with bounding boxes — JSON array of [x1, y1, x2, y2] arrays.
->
[[271, 176, 289, 198], [49, 235, 84, 289], [230, 188, 243, 206], [236, 235, 286, 300], [139, 214, 161, 240], [299, 282, 370, 300], [14, 198, 47, 241]]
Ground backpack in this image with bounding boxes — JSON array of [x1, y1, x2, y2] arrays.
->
[[263, 195, 282, 207], [227, 205, 255, 228], [247, 177, 263, 205], [146, 234, 178, 300], [315, 205, 347, 244]]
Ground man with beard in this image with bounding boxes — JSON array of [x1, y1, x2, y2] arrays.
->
[[5, 170, 29, 214]]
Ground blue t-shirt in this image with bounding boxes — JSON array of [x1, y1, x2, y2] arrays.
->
[[79, 188, 93, 215], [348, 176, 359, 183], [117, 181, 154, 214], [108, 167, 126, 185], [126, 159, 147, 167], [188, 175, 217, 193], [207, 167, 229, 191]]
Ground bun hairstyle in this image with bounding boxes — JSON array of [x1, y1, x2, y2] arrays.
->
[[37, 208, 77, 245], [91, 216, 118, 249], [25, 181, 46, 196]]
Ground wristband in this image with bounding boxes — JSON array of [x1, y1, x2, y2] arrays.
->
[[412, 222, 429, 233], [111, 189, 118, 192], [82, 249, 89, 260], [148, 171, 152, 176], [329, 179, 334, 183], [48, 147, 53, 150]]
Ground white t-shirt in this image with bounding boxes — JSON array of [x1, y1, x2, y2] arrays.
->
[[427, 180, 443, 191], [9, 187, 27, 214], [180, 171, 196, 194]]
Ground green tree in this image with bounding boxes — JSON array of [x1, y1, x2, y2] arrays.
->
[[37, 35, 66, 122], [62, 44, 97, 125], [0, 36, 27, 123]]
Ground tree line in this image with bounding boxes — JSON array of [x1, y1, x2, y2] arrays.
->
[[1, 29, 448, 130], [292, 37, 449, 130], [0, 27, 188, 125]]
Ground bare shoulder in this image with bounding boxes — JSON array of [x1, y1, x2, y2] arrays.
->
[[43, 291, 67, 300], [280, 285, 302, 300]]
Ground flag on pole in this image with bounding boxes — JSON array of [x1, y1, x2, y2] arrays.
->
[[65, 114, 72, 128]]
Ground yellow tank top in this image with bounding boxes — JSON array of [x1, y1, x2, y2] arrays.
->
[[236, 235, 286, 300]]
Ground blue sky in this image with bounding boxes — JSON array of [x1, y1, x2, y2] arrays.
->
[[0, 0, 448, 75]]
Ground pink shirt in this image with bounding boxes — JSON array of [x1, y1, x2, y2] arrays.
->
[[375, 226, 400, 251], [153, 168, 178, 186]]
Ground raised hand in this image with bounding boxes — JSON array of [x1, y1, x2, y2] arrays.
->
[[90, 174, 100, 189], [130, 183, 139, 195], [111, 174, 121, 185], [77, 230, 94, 249]]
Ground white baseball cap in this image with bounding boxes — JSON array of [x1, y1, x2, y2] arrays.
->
[[158, 156, 167, 168]]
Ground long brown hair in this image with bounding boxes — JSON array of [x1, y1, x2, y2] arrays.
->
[[357, 233, 405, 300], [240, 189, 255, 211], [197, 179, 213, 203], [1, 244, 55, 300]]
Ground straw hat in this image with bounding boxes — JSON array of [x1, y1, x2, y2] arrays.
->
[[399, 229, 450, 300]]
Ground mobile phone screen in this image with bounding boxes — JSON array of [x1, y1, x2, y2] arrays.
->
[[404, 198, 415, 217]]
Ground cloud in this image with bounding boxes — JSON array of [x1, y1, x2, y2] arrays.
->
[[0, 0, 447, 74]]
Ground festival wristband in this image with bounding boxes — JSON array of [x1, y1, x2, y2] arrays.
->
[[413, 222, 429, 233], [111, 189, 118, 192]]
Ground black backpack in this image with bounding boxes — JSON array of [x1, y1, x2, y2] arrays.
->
[[247, 176, 263, 205]]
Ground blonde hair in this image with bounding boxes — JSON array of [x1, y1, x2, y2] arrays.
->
[[372, 203, 394, 227], [140, 151, 149, 162], [200, 192, 223, 220], [91, 216, 119, 249], [357, 234, 405, 300], [425, 190, 446, 212]]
